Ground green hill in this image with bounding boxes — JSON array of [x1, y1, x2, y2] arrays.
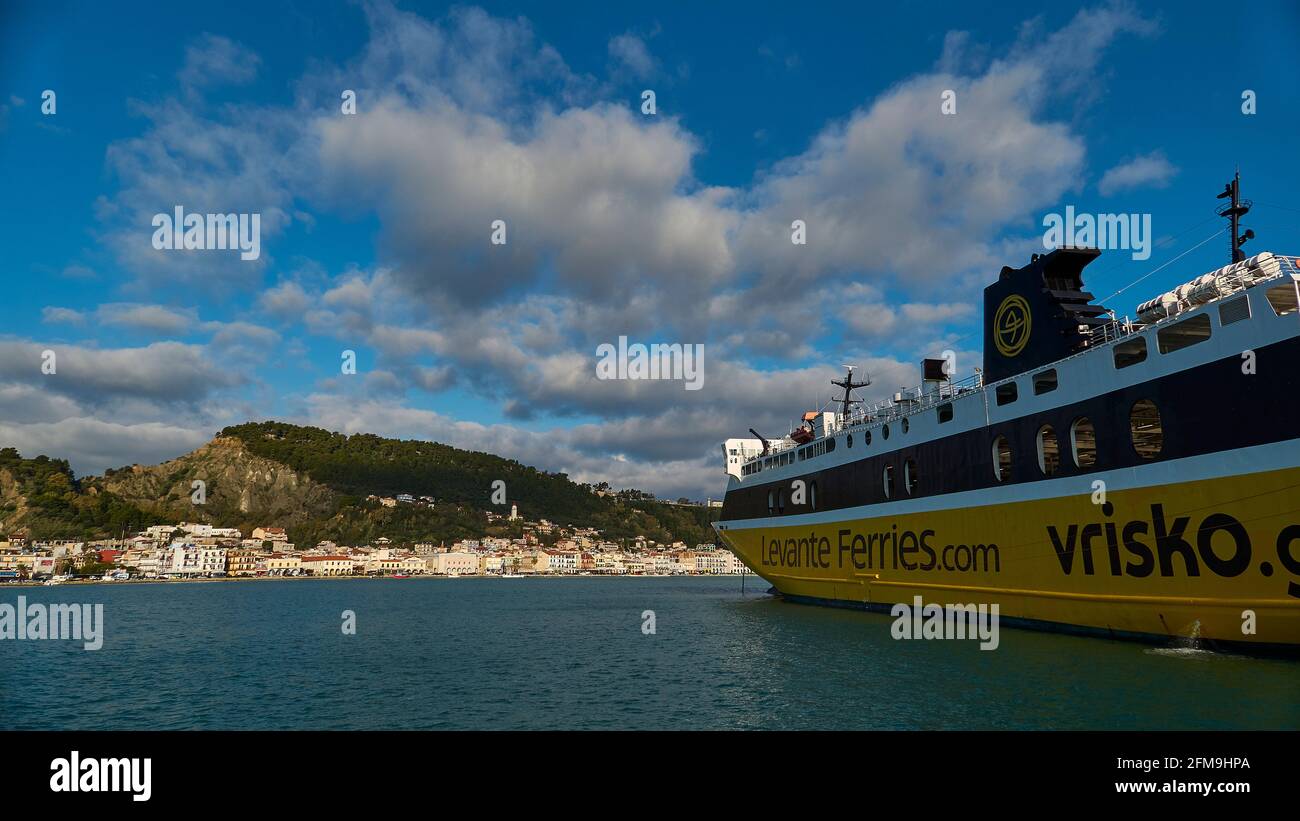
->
[[1, 422, 718, 548], [219, 421, 718, 546], [0, 447, 151, 539]]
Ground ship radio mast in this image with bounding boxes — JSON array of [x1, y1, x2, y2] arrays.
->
[[1216, 170, 1254, 263], [832, 365, 869, 421]]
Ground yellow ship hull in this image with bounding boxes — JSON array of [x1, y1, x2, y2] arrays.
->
[[716, 463, 1300, 649]]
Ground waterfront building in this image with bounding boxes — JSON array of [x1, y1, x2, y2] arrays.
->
[[265, 554, 302, 575], [227, 549, 259, 576], [198, 547, 228, 575], [300, 555, 352, 576], [427, 551, 478, 576]]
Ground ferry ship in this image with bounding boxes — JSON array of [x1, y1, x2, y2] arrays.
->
[[713, 175, 1300, 650]]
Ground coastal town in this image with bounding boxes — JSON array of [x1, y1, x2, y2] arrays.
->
[[0, 502, 743, 584]]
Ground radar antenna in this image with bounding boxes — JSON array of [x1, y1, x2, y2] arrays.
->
[[831, 364, 870, 420]]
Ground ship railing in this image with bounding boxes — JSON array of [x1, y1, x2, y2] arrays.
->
[[1082, 314, 1148, 346], [1118, 253, 1300, 327], [833, 371, 985, 433]]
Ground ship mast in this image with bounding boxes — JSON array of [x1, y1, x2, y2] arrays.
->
[[1216, 170, 1254, 263], [831, 365, 869, 421]]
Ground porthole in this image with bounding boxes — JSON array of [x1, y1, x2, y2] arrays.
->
[[904, 458, 918, 495], [767, 490, 775, 514], [1266, 282, 1299, 315], [810, 481, 818, 511], [1156, 313, 1211, 354], [1036, 425, 1060, 476], [847, 434, 853, 448], [882, 424, 890, 440], [882, 464, 895, 499], [1130, 399, 1163, 459], [992, 436, 1012, 482], [777, 490, 786, 514], [902, 418, 910, 434], [1114, 336, 1147, 369], [1071, 417, 1097, 468], [864, 430, 872, 446], [1033, 369, 1058, 395]]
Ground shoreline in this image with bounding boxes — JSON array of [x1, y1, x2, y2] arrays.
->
[[4, 572, 754, 589]]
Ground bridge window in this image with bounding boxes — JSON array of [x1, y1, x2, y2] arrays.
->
[[883, 464, 895, 499], [1157, 313, 1211, 354], [1130, 399, 1163, 459], [904, 458, 918, 495], [937, 403, 953, 423], [1036, 425, 1060, 476], [1266, 282, 1299, 315], [1070, 417, 1097, 468], [1218, 295, 1250, 325], [995, 382, 1018, 406], [992, 436, 1012, 482], [1033, 369, 1058, 395], [1114, 336, 1147, 368]]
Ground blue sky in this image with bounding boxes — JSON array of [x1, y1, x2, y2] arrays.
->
[[1, 0, 1298, 500]]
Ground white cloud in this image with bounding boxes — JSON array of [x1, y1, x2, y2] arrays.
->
[[178, 33, 261, 93], [608, 32, 657, 79], [1098, 150, 1178, 196], [98, 303, 196, 336], [41, 307, 86, 325]]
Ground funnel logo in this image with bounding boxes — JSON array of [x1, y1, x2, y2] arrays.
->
[[994, 295, 1031, 357]]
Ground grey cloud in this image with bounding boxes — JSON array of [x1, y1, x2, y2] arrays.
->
[[257, 281, 312, 319], [0, 418, 211, 478], [0, 340, 241, 404]]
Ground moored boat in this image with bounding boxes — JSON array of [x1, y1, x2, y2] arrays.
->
[[714, 175, 1300, 651]]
